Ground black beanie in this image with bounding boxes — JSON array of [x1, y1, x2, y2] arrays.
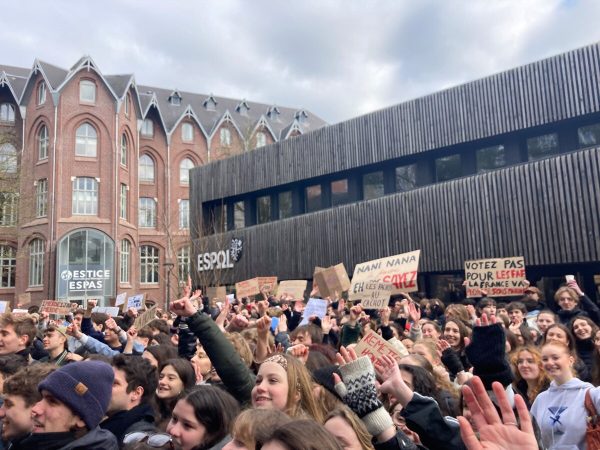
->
[[312, 365, 342, 400]]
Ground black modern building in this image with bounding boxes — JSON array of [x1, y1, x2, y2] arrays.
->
[[190, 42, 600, 303]]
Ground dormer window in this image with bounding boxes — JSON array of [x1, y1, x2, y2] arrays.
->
[[169, 91, 182, 106], [37, 82, 46, 105], [236, 100, 249, 116], [295, 110, 309, 124], [267, 106, 281, 122], [203, 95, 217, 111]]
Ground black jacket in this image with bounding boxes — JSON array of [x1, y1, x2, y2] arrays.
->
[[101, 403, 156, 447]]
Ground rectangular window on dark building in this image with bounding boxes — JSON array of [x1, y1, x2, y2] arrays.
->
[[435, 154, 461, 182], [578, 124, 600, 147], [305, 185, 322, 212], [279, 191, 293, 219], [331, 179, 351, 206], [363, 171, 384, 200], [476, 145, 506, 173], [257, 196, 271, 224], [527, 133, 559, 161], [234, 201, 245, 229], [395, 164, 417, 191]]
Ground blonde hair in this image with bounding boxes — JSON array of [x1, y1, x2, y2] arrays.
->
[[326, 406, 375, 450], [231, 408, 292, 450], [225, 332, 253, 367], [554, 287, 580, 306]]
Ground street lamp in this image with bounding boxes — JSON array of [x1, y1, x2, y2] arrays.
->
[[163, 262, 174, 311]]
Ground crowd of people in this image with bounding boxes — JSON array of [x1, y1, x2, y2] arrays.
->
[[0, 276, 598, 449]]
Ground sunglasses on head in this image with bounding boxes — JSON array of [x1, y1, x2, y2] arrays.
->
[[123, 431, 174, 449]]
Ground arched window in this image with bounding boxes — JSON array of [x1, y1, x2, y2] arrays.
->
[[120, 239, 130, 284], [120, 133, 127, 166], [140, 245, 159, 284], [256, 131, 267, 148], [177, 246, 190, 281], [179, 158, 194, 185], [182, 123, 193, 142], [220, 128, 231, 147], [0, 104, 15, 123], [38, 125, 49, 160], [0, 245, 15, 288], [75, 122, 97, 157], [0, 144, 17, 173], [139, 154, 155, 182], [29, 238, 44, 287]]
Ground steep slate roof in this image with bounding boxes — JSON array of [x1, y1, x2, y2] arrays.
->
[[1, 57, 327, 140], [0, 64, 31, 99]]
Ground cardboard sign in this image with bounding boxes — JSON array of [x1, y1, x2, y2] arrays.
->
[[277, 280, 308, 300], [92, 306, 121, 316], [127, 294, 145, 310], [350, 250, 420, 298], [207, 287, 227, 302], [354, 330, 406, 363], [40, 300, 71, 316], [464, 256, 526, 297], [236, 278, 261, 298], [351, 281, 393, 309], [115, 292, 127, 307], [0, 301, 8, 314], [299, 298, 328, 326], [314, 263, 351, 298], [17, 293, 31, 308], [11, 309, 28, 316], [133, 306, 158, 330], [257, 277, 278, 294]]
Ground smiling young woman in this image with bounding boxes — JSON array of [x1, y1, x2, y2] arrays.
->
[[510, 346, 550, 405]]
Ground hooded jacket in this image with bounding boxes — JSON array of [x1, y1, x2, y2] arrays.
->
[[531, 377, 600, 449]]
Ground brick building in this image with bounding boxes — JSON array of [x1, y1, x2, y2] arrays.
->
[[0, 56, 326, 307]]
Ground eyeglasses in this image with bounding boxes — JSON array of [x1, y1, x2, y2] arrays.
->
[[123, 432, 174, 449]]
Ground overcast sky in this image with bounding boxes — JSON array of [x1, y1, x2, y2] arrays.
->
[[2, 0, 600, 124]]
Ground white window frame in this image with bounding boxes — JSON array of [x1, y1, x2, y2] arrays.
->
[[256, 131, 266, 148], [37, 82, 46, 105], [38, 125, 49, 160], [0, 193, 18, 226], [35, 179, 48, 218], [220, 128, 231, 147], [0, 144, 17, 173], [72, 177, 98, 215], [119, 184, 127, 220], [179, 199, 189, 229], [79, 80, 96, 103], [138, 197, 157, 228], [75, 123, 98, 157], [182, 123, 193, 142], [124, 94, 130, 116], [139, 154, 155, 182], [29, 239, 44, 287], [141, 119, 154, 137], [140, 245, 159, 284], [177, 246, 190, 281], [120, 133, 127, 166], [0, 245, 15, 288], [120, 239, 130, 284], [179, 158, 194, 185], [0, 103, 15, 124]]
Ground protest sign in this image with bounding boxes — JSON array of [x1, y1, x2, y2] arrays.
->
[[127, 294, 145, 310], [133, 305, 158, 330], [11, 309, 28, 316], [115, 292, 127, 307], [17, 293, 31, 308], [350, 250, 420, 298], [464, 256, 526, 297], [207, 287, 227, 302], [314, 263, 351, 298], [354, 330, 406, 363], [0, 301, 8, 314], [299, 298, 328, 326], [92, 306, 121, 316], [277, 280, 307, 300], [351, 281, 393, 309], [40, 300, 71, 316], [235, 278, 261, 298], [257, 277, 278, 294]]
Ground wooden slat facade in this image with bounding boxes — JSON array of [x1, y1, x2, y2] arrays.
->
[[191, 43, 600, 203], [192, 147, 600, 284]]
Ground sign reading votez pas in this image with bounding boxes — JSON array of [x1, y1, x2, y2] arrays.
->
[[464, 256, 526, 298], [350, 250, 420, 300]]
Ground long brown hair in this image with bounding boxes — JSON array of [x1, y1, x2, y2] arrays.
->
[[511, 346, 550, 403], [326, 406, 375, 450]]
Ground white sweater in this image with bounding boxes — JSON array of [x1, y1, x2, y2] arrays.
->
[[531, 377, 600, 449]]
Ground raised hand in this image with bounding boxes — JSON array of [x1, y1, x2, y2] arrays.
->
[[458, 377, 537, 450], [256, 315, 271, 338], [287, 344, 309, 364], [66, 323, 82, 339], [169, 296, 198, 317], [321, 315, 332, 334], [407, 302, 421, 323]]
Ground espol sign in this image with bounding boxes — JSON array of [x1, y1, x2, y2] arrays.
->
[[61, 269, 111, 291], [197, 251, 234, 271]]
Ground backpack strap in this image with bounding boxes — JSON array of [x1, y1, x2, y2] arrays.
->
[[585, 389, 599, 427]]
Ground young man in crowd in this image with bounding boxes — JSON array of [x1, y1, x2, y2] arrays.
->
[[0, 364, 56, 446], [13, 360, 118, 449], [0, 314, 38, 362], [100, 354, 158, 445], [40, 326, 70, 366]]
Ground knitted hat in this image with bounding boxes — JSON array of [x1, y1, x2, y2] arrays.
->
[[312, 365, 342, 400], [387, 337, 410, 358], [38, 360, 114, 429]]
